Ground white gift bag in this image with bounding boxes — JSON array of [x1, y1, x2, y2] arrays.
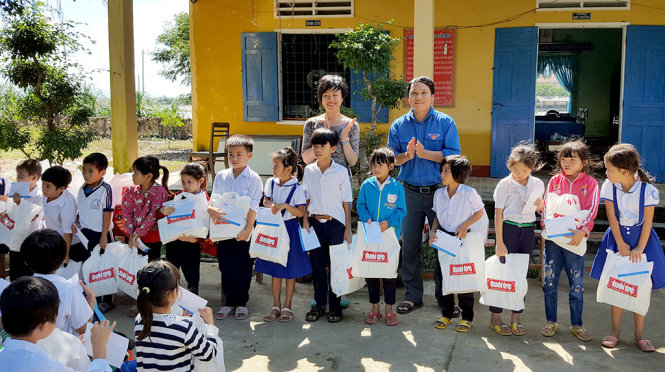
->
[[56, 260, 82, 280], [209, 192, 251, 242], [353, 224, 401, 279], [542, 193, 590, 256], [479, 253, 530, 311], [0, 200, 42, 251], [596, 249, 653, 316], [248, 209, 290, 267], [81, 243, 128, 296], [117, 247, 149, 299], [437, 231, 486, 294], [108, 172, 133, 207], [38, 328, 91, 371], [158, 200, 209, 244], [192, 314, 225, 372], [330, 237, 365, 296]]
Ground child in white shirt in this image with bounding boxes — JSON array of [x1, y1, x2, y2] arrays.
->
[[41, 166, 78, 265]]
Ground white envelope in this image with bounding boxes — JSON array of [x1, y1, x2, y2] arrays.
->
[[172, 286, 208, 316], [544, 215, 577, 238], [362, 222, 383, 244], [299, 227, 321, 252], [83, 322, 129, 369], [9, 182, 30, 198], [615, 254, 651, 278], [76, 230, 90, 248], [256, 207, 283, 227], [136, 238, 151, 253], [431, 230, 463, 257], [220, 203, 246, 226], [521, 191, 541, 214], [167, 200, 196, 219]]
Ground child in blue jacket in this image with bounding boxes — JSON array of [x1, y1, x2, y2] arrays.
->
[[356, 148, 407, 326]]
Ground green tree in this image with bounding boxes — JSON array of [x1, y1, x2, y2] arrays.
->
[[0, 2, 97, 164], [329, 21, 407, 171], [152, 11, 190, 85]]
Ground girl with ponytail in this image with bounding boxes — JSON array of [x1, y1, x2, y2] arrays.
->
[[122, 155, 170, 261], [255, 147, 312, 322], [590, 143, 665, 352], [135, 260, 219, 370]]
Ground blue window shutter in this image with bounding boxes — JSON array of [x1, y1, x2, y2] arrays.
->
[[241, 32, 278, 122], [350, 69, 389, 123]]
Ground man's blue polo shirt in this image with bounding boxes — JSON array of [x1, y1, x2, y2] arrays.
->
[[387, 107, 461, 186]]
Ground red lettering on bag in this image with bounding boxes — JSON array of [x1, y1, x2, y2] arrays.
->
[[1, 215, 15, 230], [167, 210, 195, 224], [347, 267, 354, 279], [118, 267, 135, 285], [362, 251, 388, 263], [89, 268, 115, 283], [608, 277, 638, 298], [450, 263, 476, 276], [486, 278, 515, 292], [255, 233, 278, 248]]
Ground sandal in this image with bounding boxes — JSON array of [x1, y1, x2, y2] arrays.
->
[[434, 317, 453, 329], [601, 335, 619, 348], [279, 308, 294, 322], [540, 322, 557, 337], [570, 326, 592, 342], [455, 320, 472, 333], [305, 307, 324, 322], [216, 306, 235, 320], [489, 323, 512, 336], [511, 322, 526, 336], [634, 339, 655, 352], [327, 311, 343, 323], [263, 306, 280, 322], [235, 306, 249, 320], [385, 312, 399, 326], [364, 312, 382, 325], [396, 301, 423, 314], [452, 306, 461, 318]]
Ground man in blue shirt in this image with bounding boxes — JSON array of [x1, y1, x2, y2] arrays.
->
[[387, 76, 461, 315]]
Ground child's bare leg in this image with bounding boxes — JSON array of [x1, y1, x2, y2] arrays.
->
[[371, 302, 380, 313], [511, 312, 521, 324], [610, 305, 622, 338], [272, 277, 282, 307], [634, 312, 646, 340], [385, 303, 393, 314], [490, 312, 503, 325], [284, 279, 296, 309]]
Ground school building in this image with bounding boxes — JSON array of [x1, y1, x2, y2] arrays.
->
[[185, 0, 665, 181]]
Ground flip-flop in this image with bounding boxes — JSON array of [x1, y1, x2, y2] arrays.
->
[[235, 306, 249, 320], [635, 339, 655, 352], [540, 322, 557, 337], [570, 326, 592, 342], [489, 323, 512, 336], [216, 306, 235, 320], [455, 320, 472, 333], [279, 308, 294, 322], [385, 312, 399, 326], [396, 301, 423, 314], [434, 317, 452, 329], [601, 335, 619, 348], [511, 322, 526, 336], [364, 311, 382, 325], [263, 306, 280, 322]]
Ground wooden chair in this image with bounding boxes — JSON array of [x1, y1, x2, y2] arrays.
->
[[187, 122, 230, 173]]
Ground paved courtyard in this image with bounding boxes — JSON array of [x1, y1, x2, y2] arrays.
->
[[106, 262, 665, 371]]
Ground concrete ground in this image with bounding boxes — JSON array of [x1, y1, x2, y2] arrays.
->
[[106, 262, 665, 371]]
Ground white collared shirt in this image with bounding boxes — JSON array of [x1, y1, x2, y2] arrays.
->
[[34, 273, 93, 336], [77, 181, 113, 232], [28, 185, 45, 232], [600, 179, 659, 226], [44, 191, 78, 237], [377, 177, 392, 191], [211, 166, 263, 212], [0, 338, 111, 372], [264, 177, 307, 221], [303, 160, 353, 225], [432, 184, 484, 232], [493, 175, 545, 223]]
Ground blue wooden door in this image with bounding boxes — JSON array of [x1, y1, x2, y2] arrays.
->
[[350, 69, 389, 123], [241, 33, 279, 122], [490, 27, 538, 178], [623, 26, 665, 181]]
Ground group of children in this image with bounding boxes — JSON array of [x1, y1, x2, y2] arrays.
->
[[0, 131, 663, 370]]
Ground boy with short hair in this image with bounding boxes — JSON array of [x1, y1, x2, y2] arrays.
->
[[0, 276, 114, 371], [42, 166, 78, 264], [207, 134, 263, 321], [22, 229, 95, 336], [302, 128, 353, 323]]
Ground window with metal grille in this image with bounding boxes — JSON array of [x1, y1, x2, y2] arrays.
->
[[537, 0, 629, 9], [280, 34, 350, 120], [275, 0, 353, 17]]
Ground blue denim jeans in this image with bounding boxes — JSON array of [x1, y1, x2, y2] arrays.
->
[[542, 240, 585, 326]]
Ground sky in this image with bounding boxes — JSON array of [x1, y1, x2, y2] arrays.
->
[[52, 0, 190, 98]]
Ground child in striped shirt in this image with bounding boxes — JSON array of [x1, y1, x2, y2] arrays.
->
[[135, 260, 219, 371]]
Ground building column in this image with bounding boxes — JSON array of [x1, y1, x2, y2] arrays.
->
[[108, 0, 138, 172], [413, 0, 434, 78]]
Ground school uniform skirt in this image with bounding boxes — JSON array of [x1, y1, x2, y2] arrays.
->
[[590, 225, 665, 289], [254, 219, 313, 279]]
